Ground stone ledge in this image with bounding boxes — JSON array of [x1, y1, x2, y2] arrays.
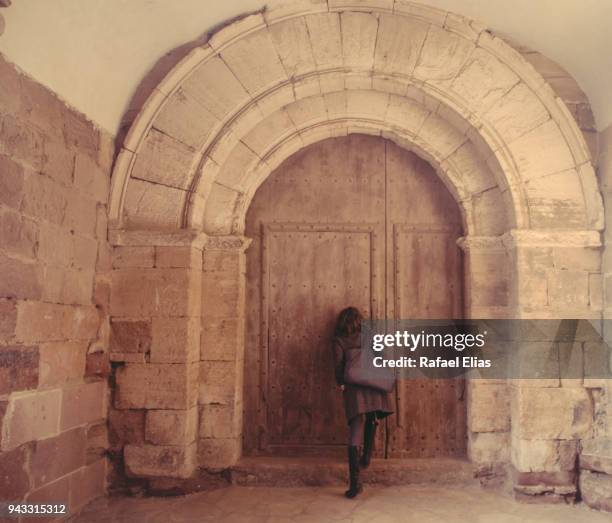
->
[[231, 456, 478, 487], [108, 229, 252, 252]]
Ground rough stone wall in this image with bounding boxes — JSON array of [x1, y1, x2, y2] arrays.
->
[[0, 53, 113, 514]]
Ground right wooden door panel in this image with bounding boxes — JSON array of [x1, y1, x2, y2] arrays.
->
[[385, 144, 466, 458], [391, 226, 463, 320], [243, 135, 466, 458]]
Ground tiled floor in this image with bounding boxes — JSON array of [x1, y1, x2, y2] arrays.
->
[[74, 485, 611, 522]]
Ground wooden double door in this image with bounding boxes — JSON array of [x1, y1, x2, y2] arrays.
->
[[243, 135, 466, 458]]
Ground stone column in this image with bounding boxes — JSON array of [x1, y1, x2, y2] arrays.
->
[[459, 236, 512, 483], [198, 235, 251, 470], [507, 229, 602, 502], [108, 230, 205, 480]]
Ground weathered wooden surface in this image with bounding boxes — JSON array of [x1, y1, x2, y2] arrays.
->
[[244, 135, 465, 458]]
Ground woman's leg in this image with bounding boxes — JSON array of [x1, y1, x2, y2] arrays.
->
[[348, 414, 364, 447], [346, 415, 364, 498], [361, 412, 378, 468]]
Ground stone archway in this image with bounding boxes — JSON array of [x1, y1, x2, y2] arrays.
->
[[108, 0, 603, 499]]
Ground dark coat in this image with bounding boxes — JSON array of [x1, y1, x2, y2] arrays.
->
[[332, 333, 393, 423]]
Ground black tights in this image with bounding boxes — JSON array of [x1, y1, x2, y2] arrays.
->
[[348, 412, 376, 446]]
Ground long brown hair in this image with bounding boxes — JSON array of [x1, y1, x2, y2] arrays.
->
[[335, 306, 363, 337]]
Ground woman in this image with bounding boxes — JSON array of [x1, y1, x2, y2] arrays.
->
[[332, 306, 393, 499]]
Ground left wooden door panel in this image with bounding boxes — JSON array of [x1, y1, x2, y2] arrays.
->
[[262, 225, 380, 454]]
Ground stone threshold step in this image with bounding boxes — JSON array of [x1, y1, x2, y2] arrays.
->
[[232, 457, 478, 487]]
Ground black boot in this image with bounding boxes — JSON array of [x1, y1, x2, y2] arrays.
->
[[345, 445, 363, 499], [360, 418, 378, 469]]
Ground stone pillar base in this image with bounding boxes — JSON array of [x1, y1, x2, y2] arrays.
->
[[512, 469, 577, 504]]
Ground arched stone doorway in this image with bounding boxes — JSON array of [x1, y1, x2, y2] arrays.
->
[[107, 1, 604, 499], [243, 134, 465, 458]]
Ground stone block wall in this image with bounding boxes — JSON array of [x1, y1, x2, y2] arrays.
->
[[460, 237, 512, 484], [509, 229, 605, 503], [460, 226, 605, 498], [578, 122, 612, 511], [106, 233, 249, 492], [0, 54, 113, 514], [107, 233, 203, 490]]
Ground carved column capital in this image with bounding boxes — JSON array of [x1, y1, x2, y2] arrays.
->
[[203, 235, 252, 252], [457, 235, 505, 252]]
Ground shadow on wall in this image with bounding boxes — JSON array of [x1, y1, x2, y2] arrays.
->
[[118, 9, 263, 146]]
